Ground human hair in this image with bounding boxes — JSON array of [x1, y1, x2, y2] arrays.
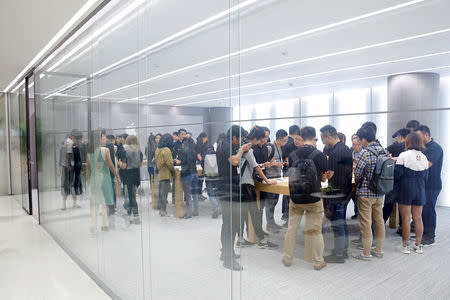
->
[[414, 125, 431, 136], [155, 133, 162, 139], [396, 128, 410, 139], [107, 134, 114, 140], [173, 131, 179, 136], [275, 129, 288, 140], [122, 133, 129, 140], [183, 137, 196, 150], [356, 126, 376, 142], [406, 120, 420, 129], [178, 128, 187, 135], [405, 132, 425, 151], [300, 126, 316, 141], [196, 132, 208, 145], [351, 134, 359, 141], [248, 127, 266, 141], [158, 133, 173, 149], [320, 125, 338, 138], [125, 135, 139, 147], [260, 126, 270, 134], [337, 132, 346, 145], [289, 125, 300, 135], [226, 125, 247, 140], [362, 121, 377, 134], [87, 129, 104, 153]]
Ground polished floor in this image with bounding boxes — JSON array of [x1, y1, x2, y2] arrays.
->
[[0, 195, 111, 300], [35, 180, 450, 300]]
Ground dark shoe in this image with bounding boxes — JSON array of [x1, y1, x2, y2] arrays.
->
[[396, 228, 403, 236], [422, 237, 436, 247], [324, 254, 345, 264], [258, 241, 279, 249], [351, 215, 357, 220], [183, 214, 192, 219], [237, 239, 255, 247], [223, 260, 242, 271]]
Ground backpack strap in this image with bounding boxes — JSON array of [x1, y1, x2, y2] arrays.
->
[[267, 143, 276, 161], [308, 149, 320, 160]]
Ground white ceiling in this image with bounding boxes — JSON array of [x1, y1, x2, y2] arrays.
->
[[35, 0, 450, 107], [0, 0, 89, 90]]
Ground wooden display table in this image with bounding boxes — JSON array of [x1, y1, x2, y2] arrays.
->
[[247, 178, 290, 242]]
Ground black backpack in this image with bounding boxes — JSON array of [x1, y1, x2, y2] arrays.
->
[[288, 149, 320, 203], [366, 146, 395, 195]]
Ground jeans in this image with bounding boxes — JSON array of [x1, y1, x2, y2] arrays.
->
[[282, 195, 290, 220], [219, 181, 241, 264], [241, 184, 265, 241], [283, 200, 325, 265], [181, 173, 199, 216], [158, 180, 170, 212], [205, 179, 220, 212], [265, 193, 280, 226], [148, 166, 154, 189], [126, 183, 139, 217], [357, 196, 385, 253], [423, 189, 441, 240], [329, 200, 349, 257]]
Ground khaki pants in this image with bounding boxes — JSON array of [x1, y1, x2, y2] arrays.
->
[[283, 200, 324, 265], [357, 196, 385, 252]]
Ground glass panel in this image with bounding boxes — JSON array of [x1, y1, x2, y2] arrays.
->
[[0, 93, 8, 195]]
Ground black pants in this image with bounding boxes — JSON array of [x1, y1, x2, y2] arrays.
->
[[241, 184, 265, 241], [219, 182, 241, 264], [73, 165, 83, 195], [158, 180, 170, 212], [126, 182, 139, 217], [108, 177, 116, 216]]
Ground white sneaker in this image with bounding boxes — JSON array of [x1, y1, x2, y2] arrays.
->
[[412, 244, 423, 254], [400, 245, 411, 254]]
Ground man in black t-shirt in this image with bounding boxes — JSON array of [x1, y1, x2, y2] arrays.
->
[[216, 125, 249, 271], [383, 128, 409, 223], [320, 125, 353, 264], [282, 126, 327, 271], [280, 125, 301, 223]]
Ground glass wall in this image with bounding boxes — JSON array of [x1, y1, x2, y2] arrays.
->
[[0, 93, 8, 195], [33, 0, 450, 299]]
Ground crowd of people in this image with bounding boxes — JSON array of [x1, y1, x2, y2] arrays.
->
[[57, 119, 443, 271]]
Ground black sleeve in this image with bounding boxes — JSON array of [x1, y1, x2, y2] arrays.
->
[[316, 152, 328, 174], [328, 151, 337, 172]]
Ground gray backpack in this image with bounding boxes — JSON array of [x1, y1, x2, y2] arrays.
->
[[366, 147, 394, 195]]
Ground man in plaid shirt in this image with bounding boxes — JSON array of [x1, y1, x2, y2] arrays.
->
[[352, 126, 385, 261]]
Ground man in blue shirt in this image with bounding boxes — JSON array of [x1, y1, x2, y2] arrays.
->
[[415, 125, 443, 246]]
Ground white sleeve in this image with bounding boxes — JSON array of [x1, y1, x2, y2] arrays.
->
[[396, 152, 405, 165], [66, 139, 73, 154]]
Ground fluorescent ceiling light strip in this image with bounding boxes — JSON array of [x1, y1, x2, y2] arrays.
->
[[45, 0, 259, 99], [47, 0, 424, 99], [91, 0, 259, 77], [123, 0, 426, 85], [140, 49, 450, 104], [46, 0, 145, 73], [3, 0, 99, 92], [94, 3, 440, 100], [176, 65, 450, 106]]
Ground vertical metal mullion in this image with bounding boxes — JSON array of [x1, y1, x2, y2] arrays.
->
[[6, 93, 12, 195], [25, 76, 32, 215]]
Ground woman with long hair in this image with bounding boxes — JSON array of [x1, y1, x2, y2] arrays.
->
[[155, 133, 174, 216], [118, 135, 143, 224], [395, 132, 429, 254], [86, 130, 121, 232]]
